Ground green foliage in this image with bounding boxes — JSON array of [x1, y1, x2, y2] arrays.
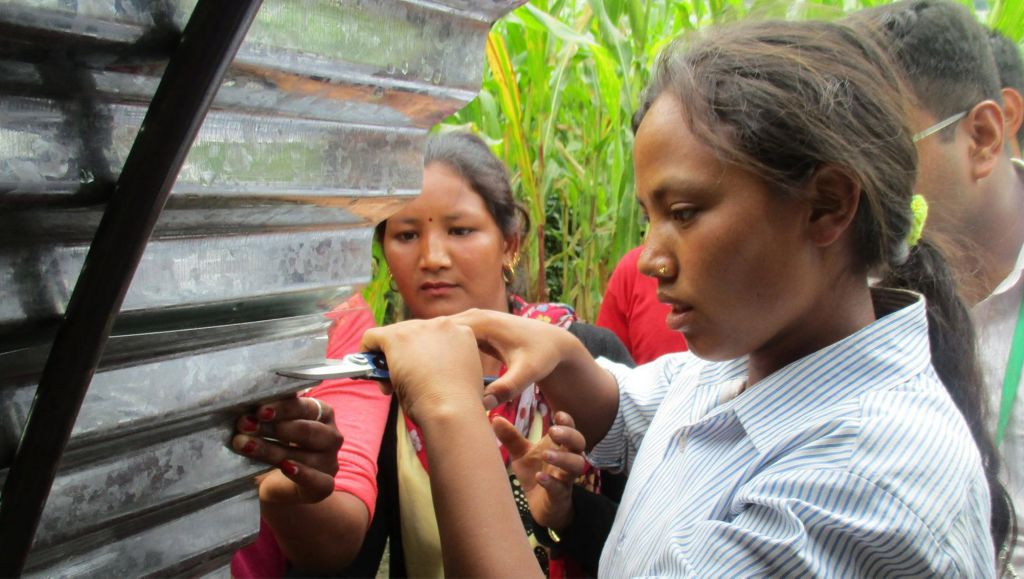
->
[[363, 239, 398, 327], [444, 0, 664, 320], [366, 0, 1024, 324], [989, 0, 1024, 41]]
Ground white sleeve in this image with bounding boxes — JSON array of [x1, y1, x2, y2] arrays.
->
[[587, 354, 688, 473]]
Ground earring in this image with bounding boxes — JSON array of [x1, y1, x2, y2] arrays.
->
[[387, 271, 398, 293], [502, 252, 521, 285]]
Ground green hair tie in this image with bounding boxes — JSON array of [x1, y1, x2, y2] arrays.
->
[[907, 194, 928, 247]]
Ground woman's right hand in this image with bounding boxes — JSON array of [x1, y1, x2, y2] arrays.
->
[[447, 309, 582, 410], [361, 317, 487, 423], [493, 411, 588, 531]]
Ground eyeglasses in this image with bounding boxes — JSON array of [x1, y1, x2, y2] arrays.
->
[[912, 111, 967, 143]]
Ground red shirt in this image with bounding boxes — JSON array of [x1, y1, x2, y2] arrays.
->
[[596, 246, 687, 364]]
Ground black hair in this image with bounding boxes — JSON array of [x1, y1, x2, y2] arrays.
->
[[633, 17, 1014, 562], [375, 131, 529, 243], [849, 0, 1001, 141]]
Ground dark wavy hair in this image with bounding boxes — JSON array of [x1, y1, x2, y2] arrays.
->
[[848, 0, 1002, 141]]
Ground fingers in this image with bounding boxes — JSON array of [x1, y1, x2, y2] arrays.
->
[[541, 449, 587, 482], [492, 416, 533, 460], [269, 418, 344, 451], [358, 327, 397, 397], [542, 411, 587, 483], [359, 326, 385, 356], [481, 369, 531, 410], [534, 470, 574, 523], [237, 396, 337, 433], [553, 410, 576, 429], [259, 397, 334, 424], [232, 433, 340, 476], [547, 423, 586, 455], [530, 459, 576, 531], [446, 308, 493, 335], [481, 379, 515, 411], [232, 395, 343, 478]]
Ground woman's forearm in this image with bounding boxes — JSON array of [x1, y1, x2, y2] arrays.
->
[[538, 333, 621, 450], [261, 490, 369, 572], [418, 400, 543, 578]]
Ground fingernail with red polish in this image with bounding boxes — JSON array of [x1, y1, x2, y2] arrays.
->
[[241, 416, 258, 433], [280, 460, 299, 476], [241, 440, 257, 454], [259, 407, 275, 421]]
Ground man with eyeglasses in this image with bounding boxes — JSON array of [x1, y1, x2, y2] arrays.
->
[[852, 1, 1023, 574]]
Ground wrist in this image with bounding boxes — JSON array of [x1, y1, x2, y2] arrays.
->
[[541, 334, 592, 389], [542, 506, 575, 535], [534, 506, 575, 548], [410, 393, 486, 428]]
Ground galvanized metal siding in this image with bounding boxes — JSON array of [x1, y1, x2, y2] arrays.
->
[[0, 1, 522, 575]]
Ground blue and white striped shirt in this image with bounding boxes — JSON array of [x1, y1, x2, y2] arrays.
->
[[590, 289, 994, 577]]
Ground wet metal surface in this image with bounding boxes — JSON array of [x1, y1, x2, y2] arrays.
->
[[0, 227, 374, 332], [23, 488, 261, 578], [0, 0, 524, 575]]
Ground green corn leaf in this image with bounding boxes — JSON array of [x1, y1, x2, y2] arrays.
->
[[522, 3, 598, 46], [989, 0, 1024, 40]]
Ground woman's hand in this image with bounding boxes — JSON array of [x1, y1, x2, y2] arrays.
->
[[493, 411, 587, 531], [231, 396, 342, 504], [361, 317, 485, 422], [446, 309, 581, 410]]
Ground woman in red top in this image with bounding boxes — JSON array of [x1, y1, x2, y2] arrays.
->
[[229, 132, 631, 577]]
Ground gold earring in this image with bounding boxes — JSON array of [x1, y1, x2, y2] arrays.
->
[[502, 252, 520, 285], [387, 271, 398, 292]]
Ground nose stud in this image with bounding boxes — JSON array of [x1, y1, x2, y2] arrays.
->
[[657, 265, 667, 276]]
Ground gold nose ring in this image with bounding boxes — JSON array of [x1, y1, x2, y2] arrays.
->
[[657, 265, 667, 276]]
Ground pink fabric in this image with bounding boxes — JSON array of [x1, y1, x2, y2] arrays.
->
[[232, 294, 389, 578], [232, 519, 287, 579], [306, 295, 389, 519], [596, 245, 687, 364]]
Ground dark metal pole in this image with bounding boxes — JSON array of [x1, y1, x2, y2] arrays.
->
[[0, 0, 263, 574]]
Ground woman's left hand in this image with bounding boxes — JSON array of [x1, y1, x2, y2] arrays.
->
[[494, 411, 587, 531], [230, 396, 342, 504]]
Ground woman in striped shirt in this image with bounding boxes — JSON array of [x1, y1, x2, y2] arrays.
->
[[362, 18, 1016, 577]]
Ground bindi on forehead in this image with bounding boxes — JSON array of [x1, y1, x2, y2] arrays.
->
[[428, 218, 433, 222]]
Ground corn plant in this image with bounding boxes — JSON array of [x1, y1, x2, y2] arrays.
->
[[367, 0, 1023, 324]]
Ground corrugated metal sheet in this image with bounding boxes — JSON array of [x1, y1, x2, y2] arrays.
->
[[0, 0, 523, 575]]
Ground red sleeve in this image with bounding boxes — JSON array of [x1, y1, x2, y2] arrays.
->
[[596, 247, 641, 353], [301, 294, 390, 521]]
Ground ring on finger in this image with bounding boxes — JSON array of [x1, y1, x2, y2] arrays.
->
[[311, 398, 325, 422]]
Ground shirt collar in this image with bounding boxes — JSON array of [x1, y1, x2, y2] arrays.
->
[[991, 160, 1024, 296], [724, 288, 932, 456], [988, 238, 1024, 297]]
